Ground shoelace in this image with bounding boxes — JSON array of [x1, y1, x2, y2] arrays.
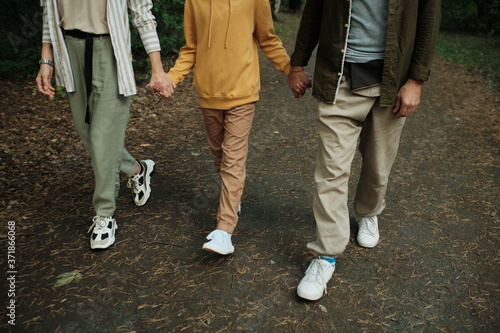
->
[[127, 175, 141, 193], [359, 217, 377, 236], [304, 259, 330, 295], [88, 216, 108, 233]]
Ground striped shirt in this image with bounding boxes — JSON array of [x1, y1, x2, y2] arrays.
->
[[41, 0, 161, 96]]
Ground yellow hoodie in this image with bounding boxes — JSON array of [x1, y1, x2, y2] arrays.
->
[[167, 0, 291, 110]]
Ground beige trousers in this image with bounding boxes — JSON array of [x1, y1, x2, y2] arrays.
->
[[202, 103, 255, 234], [307, 80, 406, 256]]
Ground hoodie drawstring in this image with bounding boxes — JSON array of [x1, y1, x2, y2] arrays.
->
[[208, 0, 214, 48], [208, 0, 232, 49], [225, 0, 232, 49]]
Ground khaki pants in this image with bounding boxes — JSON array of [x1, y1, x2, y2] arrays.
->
[[202, 103, 255, 234], [307, 80, 406, 256], [65, 35, 136, 217]]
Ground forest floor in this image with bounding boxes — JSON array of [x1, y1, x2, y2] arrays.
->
[[1, 11, 499, 333]]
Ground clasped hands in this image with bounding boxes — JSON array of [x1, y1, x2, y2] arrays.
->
[[146, 71, 176, 99], [288, 66, 312, 98]]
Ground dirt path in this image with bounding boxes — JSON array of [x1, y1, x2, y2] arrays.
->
[[1, 14, 499, 333]]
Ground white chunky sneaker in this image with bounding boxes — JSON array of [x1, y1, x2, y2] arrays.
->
[[357, 215, 380, 248], [88, 216, 118, 249], [127, 159, 155, 206], [297, 258, 336, 301], [202, 229, 235, 255]]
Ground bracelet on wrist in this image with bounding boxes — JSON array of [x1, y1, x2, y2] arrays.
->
[[39, 59, 54, 67]]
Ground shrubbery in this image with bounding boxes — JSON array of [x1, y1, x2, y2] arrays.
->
[[0, 2, 44, 78], [0, 0, 184, 78], [440, 0, 500, 35], [130, 0, 185, 69]]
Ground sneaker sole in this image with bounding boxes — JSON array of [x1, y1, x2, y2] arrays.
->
[[297, 289, 324, 301], [357, 237, 379, 248], [135, 160, 155, 206], [202, 243, 235, 255], [90, 237, 115, 249]]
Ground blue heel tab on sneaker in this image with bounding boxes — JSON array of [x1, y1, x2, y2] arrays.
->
[[319, 256, 336, 265]]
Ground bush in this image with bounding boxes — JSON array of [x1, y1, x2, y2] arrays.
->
[[130, 0, 185, 68], [441, 0, 500, 35], [0, 2, 43, 78], [0, 0, 184, 78]]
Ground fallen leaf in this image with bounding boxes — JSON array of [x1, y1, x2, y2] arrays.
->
[[54, 271, 82, 287]]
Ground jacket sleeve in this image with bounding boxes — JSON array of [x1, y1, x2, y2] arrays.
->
[[41, 0, 51, 44], [253, 0, 291, 75], [128, 0, 161, 54], [290, 0, 323, 67], [408, 0, 441, 81], [167, 0, 197, 84]]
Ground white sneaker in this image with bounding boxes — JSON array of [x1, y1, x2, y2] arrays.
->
[[127, 159, 155, 206], [88, 216, 118, 249], [297, 258, 335, 301], [357, 215, 379, 248], [202, 229, 234, 255]]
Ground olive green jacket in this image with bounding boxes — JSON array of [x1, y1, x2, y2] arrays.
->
[[290, 0, 441, 107]]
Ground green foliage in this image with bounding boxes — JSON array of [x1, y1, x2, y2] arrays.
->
[[0, 46, 42, 79], [440, 0, 500, 35], [436, 32, 500, 89], [54, 85, 67, 100], [0, 0, 184, 78], [0, 2, 43, 78], [130, 0, 185, 69]]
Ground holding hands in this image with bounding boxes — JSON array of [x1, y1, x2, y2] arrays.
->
[[288, 66, 312, 98], [147, 51, 176, 99], [147, 70, 176, 99]]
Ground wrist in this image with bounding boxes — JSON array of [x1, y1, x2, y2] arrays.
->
[[407, 78, 424, 86], [289, 66, 304, 73], [151, 67, 165, 75]]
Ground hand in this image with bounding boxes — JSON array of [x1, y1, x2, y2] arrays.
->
[[288, 66, 312, 98], [392, 79, 423, 118], [147, 71, 176, 98], [36, 64, 55, 99]]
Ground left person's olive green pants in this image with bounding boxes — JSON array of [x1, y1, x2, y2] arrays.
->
[[65, 35, 137, 217]]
